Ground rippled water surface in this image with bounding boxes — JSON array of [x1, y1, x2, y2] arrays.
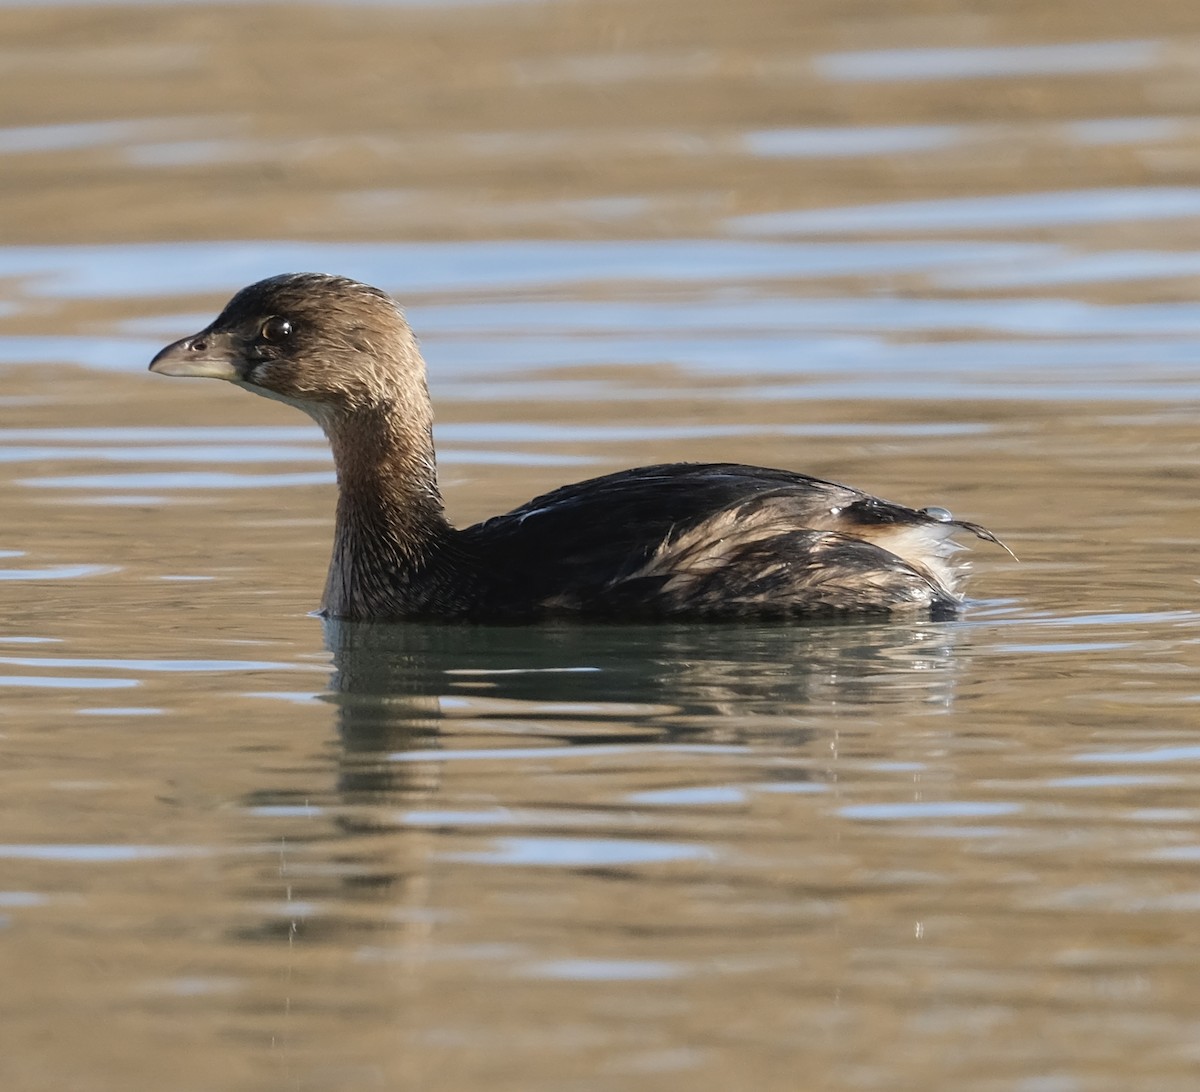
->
[[3, 0, 1200, 1089]]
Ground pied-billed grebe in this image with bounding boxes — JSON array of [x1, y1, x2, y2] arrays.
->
[[150, 273, 1003, 622]]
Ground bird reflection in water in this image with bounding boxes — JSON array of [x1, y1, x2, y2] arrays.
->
[[230, 616, 972, 1048], [321, 616, 969, 789]]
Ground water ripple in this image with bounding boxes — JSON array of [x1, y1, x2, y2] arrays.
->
[[388, 743, 747, 764], [0, 564, 115, 581], [0, 844, 206, 861], [0, 655, 317, 673], [443, 836, 715, 868], [732, 187, 1200, 235], [815, 39, 1160, 83], [839, 801, 1022, 820], [0, 675, 138, 690]]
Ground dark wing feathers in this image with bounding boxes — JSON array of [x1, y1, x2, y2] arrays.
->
[[458, 463, 982, 619]]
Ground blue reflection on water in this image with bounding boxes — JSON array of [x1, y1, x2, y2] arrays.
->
[[2, 233, 1199, 407], [815, 39, 1159, 83], [731, 187, 1200, 235], [0, 239, 1053, 297], [746, 124, 963, 158], [443, 835, 715, 867]]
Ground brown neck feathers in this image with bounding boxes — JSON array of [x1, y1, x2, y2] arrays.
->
[[321, 401, 452, 619]]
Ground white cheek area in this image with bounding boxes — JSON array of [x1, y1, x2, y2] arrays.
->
[[233, 379, 335, 430]]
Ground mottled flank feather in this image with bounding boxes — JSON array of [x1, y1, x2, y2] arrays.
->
[[461, 464, 994, 621], [149, 274, 1005, 623]]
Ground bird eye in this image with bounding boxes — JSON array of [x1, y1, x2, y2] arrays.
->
[[259, 317, 292, 342]]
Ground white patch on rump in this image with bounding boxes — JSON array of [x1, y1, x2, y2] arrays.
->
[[852, 520, 968, 595], [621, 500, 972, 600]]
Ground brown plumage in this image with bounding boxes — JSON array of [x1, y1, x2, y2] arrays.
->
[[149, 272, 1004, 623]]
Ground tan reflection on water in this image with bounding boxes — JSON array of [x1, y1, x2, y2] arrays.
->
[[0, 0, 1198, 247], [3, 0, 1200, 1090]]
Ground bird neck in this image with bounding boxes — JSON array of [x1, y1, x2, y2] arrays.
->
[[320, 401, 453, 619]]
